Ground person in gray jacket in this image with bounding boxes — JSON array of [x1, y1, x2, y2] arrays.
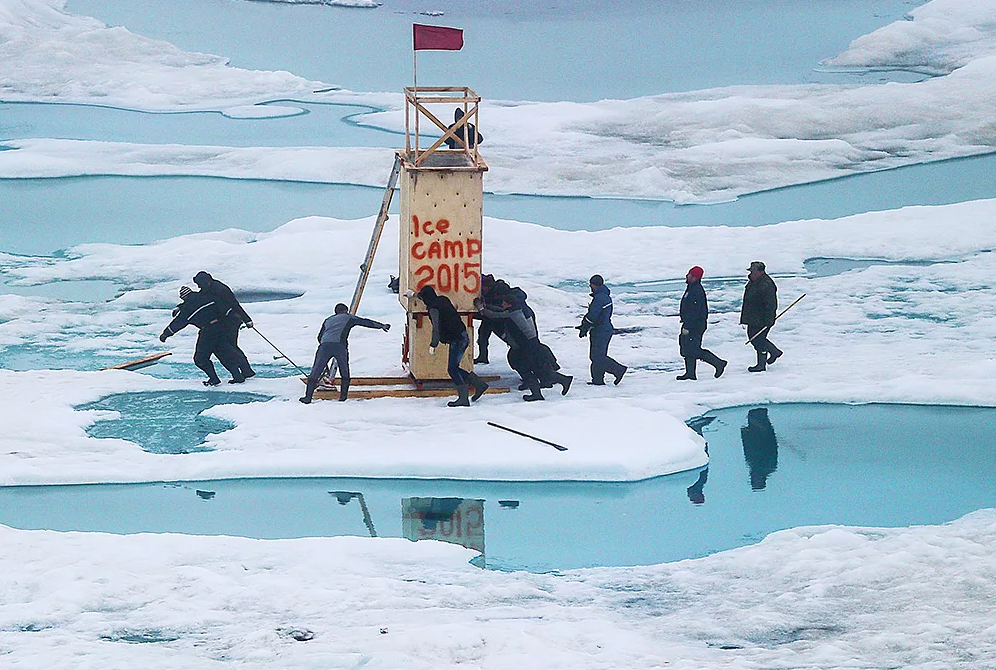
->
[[299, 303, 391, 404]]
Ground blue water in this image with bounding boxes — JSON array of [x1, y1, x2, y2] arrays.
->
[[4, 151, 995, 255], [78, 390, 270, 454], [3, 403, 994, 571], [0, 100, 396, 147], [67, 0, 926, 102]]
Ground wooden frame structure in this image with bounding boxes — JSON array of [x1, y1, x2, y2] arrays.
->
[[307, 375, 508, 400], [404, 86, 485, 168]]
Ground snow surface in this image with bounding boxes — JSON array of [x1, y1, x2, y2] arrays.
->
[[3, 0, 996, 667], [2, 511, 995, 668]]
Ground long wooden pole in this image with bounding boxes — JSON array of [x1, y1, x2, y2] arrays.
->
[[487, 422, 568, 451], [746, 293, 806, 345]]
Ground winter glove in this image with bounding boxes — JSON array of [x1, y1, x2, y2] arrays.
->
[[245, 320, 254, 329], [382, 324, 391, 332], [577, 323, 590, 338], [159, 332, 169, 343], [428, 346, 436, 356], [680, 327, 689, 336]]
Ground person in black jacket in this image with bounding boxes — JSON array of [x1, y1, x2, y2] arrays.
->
[[299, 303, 391, 404], [159, 285, 243, 386], [740, 261, 783, 372], [193, 271, 255, 380], [677, 266, 727, 380], [475, 287, 572, 401], [444, 108, 483, 150], [417, 285, 489, 407], [473, 274, 505, 364]]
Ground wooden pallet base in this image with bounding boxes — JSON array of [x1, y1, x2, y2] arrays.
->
[[313, 386, 509, 400], [307, 375, 509, 400]]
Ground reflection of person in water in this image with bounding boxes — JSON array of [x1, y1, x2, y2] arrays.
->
[[687, 467, 708, 504], [741, 407, 779, 490]]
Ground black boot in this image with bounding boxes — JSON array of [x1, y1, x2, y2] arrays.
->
[[700, 349, 727, 378], [338, 379, 350, 402], [676, 358, 697, 380], [553, 372, 573, 395], [447, 384, 471, 407], [523, 380, 544, 402], [466, 372, 489, 401], [203, 377, 222, 387], [474, 351, 489, 365], [767, 345, 783, 365], [748, 350, 767, 372], [299, 378, 318, 404]]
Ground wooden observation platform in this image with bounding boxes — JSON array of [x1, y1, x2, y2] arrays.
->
[[309, 85, 509, 400]]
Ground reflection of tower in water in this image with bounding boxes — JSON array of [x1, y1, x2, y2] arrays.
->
[[402, 497, 485, 563], [741, 407, 779, 490]]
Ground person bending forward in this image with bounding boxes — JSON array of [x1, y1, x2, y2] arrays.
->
[[300, 303, 390, 404]]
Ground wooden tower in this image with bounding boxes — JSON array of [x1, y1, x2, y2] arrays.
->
[[398, 86, 488, 380]]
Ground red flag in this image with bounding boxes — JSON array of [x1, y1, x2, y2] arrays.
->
[[413, 23, 463, 51]]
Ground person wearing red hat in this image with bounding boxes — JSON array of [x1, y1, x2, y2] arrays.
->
[[677, 266, 727, 380]]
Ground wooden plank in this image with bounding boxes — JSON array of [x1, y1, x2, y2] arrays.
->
[[302, 375, 501, 387], [313, 386, 509, 400], [101, 352, 171, 371]]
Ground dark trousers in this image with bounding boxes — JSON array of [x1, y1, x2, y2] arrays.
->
[[194, 324, 242, 382], [589, 327, 625, 383], [747, 324, 779, 355], [304, 342, 349, 401], [221, 317, 254, 376], [476, 318, 503, 359], [446, 331, 470, 387], [679, 328, 724, 367]]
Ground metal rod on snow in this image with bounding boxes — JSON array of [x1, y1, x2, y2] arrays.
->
[[252, 327, 309, 377], [745, 293, 806, 345], [487, 422, 568, 452]]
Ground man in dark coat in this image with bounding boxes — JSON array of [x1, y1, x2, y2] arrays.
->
[[193, 271, 255, 380], [577, 274, 627, 385], [677, 266, 727, 380], [475, 287, 572, 401], [159, 285, 243, 386], [299, 303, 391, 404], [444, 108, 483, 150], [417, 285, 489, 407], [739, 261, 783, 372], [473, 274, 506, 364]]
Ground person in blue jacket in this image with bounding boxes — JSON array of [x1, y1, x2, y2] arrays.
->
[[577, 274, 627, 385], [299, 303, 391, 404], [676, 265, 727, 380]]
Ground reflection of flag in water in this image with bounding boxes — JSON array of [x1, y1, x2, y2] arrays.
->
[[413, 23, 464, 51]]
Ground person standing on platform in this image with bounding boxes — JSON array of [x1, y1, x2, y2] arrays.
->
[[159, 285, 243, 386], [417, 285, 489, 407], [299, 303, 391, 404], [676, 266, 727, 380], [193, 271, 255, 381], [740, 261, 783, 372], [444, 108, 483, 150], [577, 274, 627, 386]]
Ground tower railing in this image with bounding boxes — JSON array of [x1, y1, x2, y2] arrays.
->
[[403, 86, 484, 169]]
